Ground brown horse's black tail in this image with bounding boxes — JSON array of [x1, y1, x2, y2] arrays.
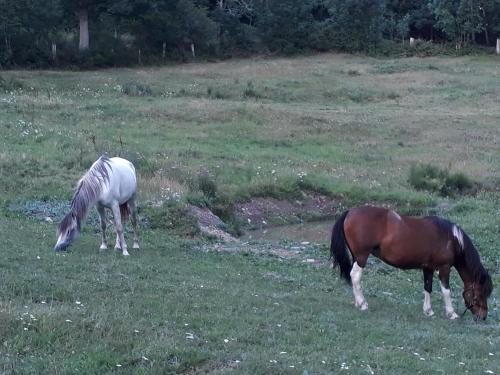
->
[[330, 210, 352, 285]]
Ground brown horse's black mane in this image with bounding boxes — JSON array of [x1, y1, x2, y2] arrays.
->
[[427, 216, 493, 298]]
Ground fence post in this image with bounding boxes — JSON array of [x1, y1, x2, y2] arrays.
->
[[496, 38, 500, 55], [51, 43, 57, 60]]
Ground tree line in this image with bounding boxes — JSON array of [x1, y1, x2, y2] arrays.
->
[[1, 0, 500, 68]]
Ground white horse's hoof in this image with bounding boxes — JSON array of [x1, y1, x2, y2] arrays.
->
[[133, 242, 140, 249], [114, 246, 122, 251], [100, 244, 108, 250], [424, 309, 435, 317], [122, 250, 130, 256], [447, 311, 459, 320]]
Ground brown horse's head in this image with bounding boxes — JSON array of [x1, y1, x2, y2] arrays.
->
[[463, 273, 493, 320]]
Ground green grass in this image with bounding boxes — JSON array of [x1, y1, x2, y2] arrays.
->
[[0, 53, 499, 374]]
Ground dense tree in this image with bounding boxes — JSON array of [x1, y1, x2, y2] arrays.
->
[[430, 0, 484, 46], [1, 0, 499, 67]]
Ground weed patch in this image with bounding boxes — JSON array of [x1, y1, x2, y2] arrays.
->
[[122, 81, 153, 96], [144, 201, 199, 237], [0, 75, 25, 91]]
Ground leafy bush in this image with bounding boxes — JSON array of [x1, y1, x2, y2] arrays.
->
[[409, 163, 476, 196]]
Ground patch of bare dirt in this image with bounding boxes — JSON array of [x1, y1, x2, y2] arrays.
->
[[234, 193, 344, 228]]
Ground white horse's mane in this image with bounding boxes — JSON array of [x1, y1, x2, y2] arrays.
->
[[69, 155, 111, 224]]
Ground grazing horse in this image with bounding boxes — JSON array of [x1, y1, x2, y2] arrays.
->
[[330, 206, 492, 320], [54, 156, 140, 256]]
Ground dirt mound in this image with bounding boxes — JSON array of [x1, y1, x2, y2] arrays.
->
[[187, 205, 237, 242]]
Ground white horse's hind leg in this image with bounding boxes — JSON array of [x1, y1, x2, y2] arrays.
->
[[128, 198, 140, 249], [114, 234, 121, 250], [111, 202, 129, 256], [350, 262, 368, 310], [97, 204, 108, 250]]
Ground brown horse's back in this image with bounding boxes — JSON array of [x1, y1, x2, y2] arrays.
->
[[344, 206, 455, 269]]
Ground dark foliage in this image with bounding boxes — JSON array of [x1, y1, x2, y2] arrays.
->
[[1, 0, 499, 67]]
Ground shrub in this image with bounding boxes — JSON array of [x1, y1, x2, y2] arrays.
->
[[409, 163, 476, 196]]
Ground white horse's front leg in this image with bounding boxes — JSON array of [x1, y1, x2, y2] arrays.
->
[[111, 202, 129, 256], [350, 262, 368, 310], [97, 204, 108, 250]]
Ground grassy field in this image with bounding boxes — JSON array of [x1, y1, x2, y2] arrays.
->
[[0, 53, 499, 374]]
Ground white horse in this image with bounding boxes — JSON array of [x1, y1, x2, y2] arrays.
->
[[54, 156, 139, 256]]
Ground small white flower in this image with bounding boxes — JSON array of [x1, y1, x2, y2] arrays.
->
[[65, 319, 72, 323], [116, 364, 122, 367], [142, 356, 149, 361], [224, 339, 229, 343]]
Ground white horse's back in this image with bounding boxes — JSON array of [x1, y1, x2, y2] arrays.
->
[[98, 157, 137, 207]]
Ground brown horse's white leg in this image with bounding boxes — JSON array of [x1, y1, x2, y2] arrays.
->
[[111, 202, 129, 256], [128, 198, 140, 249], [439, 267, 458, 319], [423, 268, 434, 316], [350, 262, 368, 310], [97, 204, 108, 250]]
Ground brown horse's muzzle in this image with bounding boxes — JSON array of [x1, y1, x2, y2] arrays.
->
[[472, 308, 487, 321]]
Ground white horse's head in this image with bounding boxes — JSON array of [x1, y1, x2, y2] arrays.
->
[[54, 211, 80, 251]]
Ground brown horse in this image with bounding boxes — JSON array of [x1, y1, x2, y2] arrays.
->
[[330, 206, 493, 320]]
